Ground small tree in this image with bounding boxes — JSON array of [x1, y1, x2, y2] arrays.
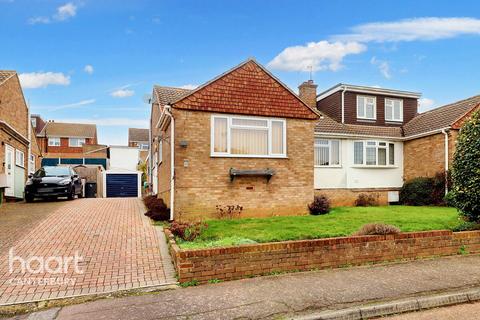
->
[[451, 110, 480, 221]]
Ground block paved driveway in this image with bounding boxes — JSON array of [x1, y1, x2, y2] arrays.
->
[[0, 198, 176, 305]]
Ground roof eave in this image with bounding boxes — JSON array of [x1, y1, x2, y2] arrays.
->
[[317, 83, 422, 101]]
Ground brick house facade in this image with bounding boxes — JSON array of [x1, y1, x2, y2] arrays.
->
[[150, 59, 319, 220], [0, 71, 30, 199]]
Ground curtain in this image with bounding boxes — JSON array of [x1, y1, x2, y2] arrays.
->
[[389, 143, 395, 165], [331, 140, 340, 165], [378, 147, 387, 165], [231, 128, 268, 155], [271, 121, 283, 154], [354, 142, 363, 164], [213, 118, 227, 152]]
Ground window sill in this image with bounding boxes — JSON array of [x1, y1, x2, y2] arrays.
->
[[351, 165, 398, 169], [314, 165, 342, 168], [385, 120, 403, 124], [211, 154, 288, 159], [357, 118, 377, 122]]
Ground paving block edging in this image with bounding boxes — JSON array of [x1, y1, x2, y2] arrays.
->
[[164, 228, 480, 284], [294, 287, 480, 320]]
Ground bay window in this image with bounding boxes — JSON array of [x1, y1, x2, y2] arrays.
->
[[315, 139, 340, 166], [357, 95, 376, 120], [385, 98, 403, 122], [354, 141, 395, 166], [211, 115, 286, 157]]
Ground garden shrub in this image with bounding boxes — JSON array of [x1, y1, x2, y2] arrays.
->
[[451, 110, 480, 221], [354, 223, 400, 236], [308, 195, 331, 215], [143, 195, 170, 221], [169, 221, 208, 241], [355, 193, 378, 207], [400, 177, 435, 206], [451, 221, 480, 232]]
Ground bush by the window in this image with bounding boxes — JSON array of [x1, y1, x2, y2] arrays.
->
[[451, 111, 480, 222], [355, 193, 378, 207], [308, 195, 331, 215], [354, 223, 400, 236], [399, 172, 448, 206], [143, 195, 170, 221]]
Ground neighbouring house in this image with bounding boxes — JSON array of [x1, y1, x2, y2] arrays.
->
[[36, 120, 108, 168], [0, 70, 30, 200], [314, 83, 480, 206], [150, 59, 319, 220], [128, 127, 149, 163]]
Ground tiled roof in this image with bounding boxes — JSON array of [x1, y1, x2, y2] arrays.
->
[[315, 116, 403, 138], [153, 86, 192, 106], [38, 122, 97, 138], [403, 95, 480, 137], [128, 128, 149, 142], [171, 59, 319, 120], [0, 70, 16, 86]]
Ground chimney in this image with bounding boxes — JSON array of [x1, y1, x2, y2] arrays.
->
[[298, 80, 318, 108]]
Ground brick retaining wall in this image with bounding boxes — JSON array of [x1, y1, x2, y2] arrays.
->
[[164, 229, 480, 284]]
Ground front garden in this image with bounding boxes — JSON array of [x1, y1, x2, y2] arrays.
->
[[171, 206, 459, 249]]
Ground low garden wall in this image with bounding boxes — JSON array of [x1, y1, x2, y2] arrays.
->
[[164, 229, 480, 284]]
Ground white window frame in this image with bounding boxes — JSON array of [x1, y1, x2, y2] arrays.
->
[[211, 114, 287, 158], [139, 143, 149, 150], [29, 154, 35, 173], [15, 149, 25, 167], [158, 140, 163, 164], [385, 98, 403, 122], [31, 118, 37, 128], [314, 139, 341, 167], [48, 137, 60, 146], [69, 138, 86, 147], [357, 95, 377, 120], [353, 140, 396, 167]]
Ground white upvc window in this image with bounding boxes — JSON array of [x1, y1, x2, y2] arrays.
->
[[211, 115, 286, 158], [139, 143, 149, 150], [31, 117, 37, 128], [48, 137, 61, 146], [314, 139, 340, 167], [69, 138, 86, 147], [357, 95, 377, 120], [15, 149, 25, 167], [29, 154, 35, 173], [353, 141, 395, 166], [385, 98, 403, 122]]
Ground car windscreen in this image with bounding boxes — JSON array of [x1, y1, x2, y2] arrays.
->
[[34, 167, 71, 178]]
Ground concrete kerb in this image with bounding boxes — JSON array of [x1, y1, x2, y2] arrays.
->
[[293, 287, 480, 320]]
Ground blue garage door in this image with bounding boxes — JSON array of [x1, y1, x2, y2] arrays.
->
[[106, 174, 138, 197]]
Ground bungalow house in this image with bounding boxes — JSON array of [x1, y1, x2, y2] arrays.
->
[[150, 59, 319, 220], [36, 120, 109, 168], [313, 84, 480, 206], [0, 71, 30, 200]]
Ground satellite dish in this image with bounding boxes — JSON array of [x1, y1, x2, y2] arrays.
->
[[142, 94, 152, 104]]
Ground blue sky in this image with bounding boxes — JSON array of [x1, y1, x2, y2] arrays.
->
[[2, 0, 480, 145]]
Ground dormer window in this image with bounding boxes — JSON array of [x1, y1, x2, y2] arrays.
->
[[385, 98, 403, 122], [357, 95, 376, 120]]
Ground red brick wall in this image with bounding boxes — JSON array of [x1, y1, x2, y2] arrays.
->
[[166, 229, 480, 284], [38, 137, 94, 154], [316, 91, 342, 122]]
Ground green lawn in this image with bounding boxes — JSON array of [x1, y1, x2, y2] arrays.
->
[[176, 206, 461, 249]]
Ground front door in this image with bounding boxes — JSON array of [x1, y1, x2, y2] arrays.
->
[[4, 145, 14, 197]]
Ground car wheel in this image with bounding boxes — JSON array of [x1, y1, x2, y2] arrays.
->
[[68, 188, 75, 200], [25, 195, 34, 203]]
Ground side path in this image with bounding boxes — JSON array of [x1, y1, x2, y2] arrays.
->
[[9, 255, 480, 320]]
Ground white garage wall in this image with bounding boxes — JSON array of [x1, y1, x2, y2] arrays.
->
[[109, 146, 140, 171], [314, 138, 404, 189]]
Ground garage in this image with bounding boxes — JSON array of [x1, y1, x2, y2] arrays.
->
[[104, 171, 141, 198]]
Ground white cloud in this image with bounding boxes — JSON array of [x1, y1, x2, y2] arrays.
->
[[56, 118, 148, 127], [335, 17, 480, 43], [33, 99, 95, 111], [419, 98, 435, 111], [179, 84, 198, 90], [19, 72, 70, 89], [110, 89, 135, 98], [370, 57, 391, 79], [84, 64, 94, 74], [268, 40, 366, 72], [29, 2, 77, 24]]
